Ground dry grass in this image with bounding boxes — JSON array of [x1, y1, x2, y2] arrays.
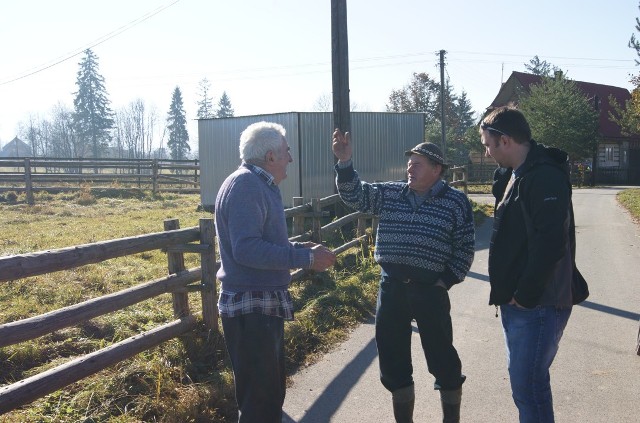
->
[[617, 188, 640, 223], [0, 191, 383, 422]]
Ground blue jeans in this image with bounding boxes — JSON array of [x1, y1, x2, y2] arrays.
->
[[500, 304, 572, 423], [221, 313, 286, 423], [376, 276, 464, 392]]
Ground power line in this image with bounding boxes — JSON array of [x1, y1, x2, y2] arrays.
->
[[0, 0, 180, 86], [450, 50, 633, 63]]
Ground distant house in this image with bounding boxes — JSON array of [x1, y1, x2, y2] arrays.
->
[[488, 71, 640, 184], [0, 137, 32, 158]]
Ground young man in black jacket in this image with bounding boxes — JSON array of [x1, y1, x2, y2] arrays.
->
[[480, 106, 586, 422]]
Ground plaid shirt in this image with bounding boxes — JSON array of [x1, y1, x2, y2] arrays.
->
[[217, 162, 295, 321], [218, 289, 294, 320], [245, 162, 274, 186]]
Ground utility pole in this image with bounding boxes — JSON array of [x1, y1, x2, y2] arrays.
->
[[591, 95, 600, 186], [439, 50, 446, 160], [331, 0, 351, 138]]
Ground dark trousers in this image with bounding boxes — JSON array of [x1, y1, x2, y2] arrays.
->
[[221, 313, 286, 423], [375, 276, 464, 392]]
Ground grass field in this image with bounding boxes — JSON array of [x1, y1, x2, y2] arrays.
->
[[0, 189, 382, 422], [8, 186, 629, 422]]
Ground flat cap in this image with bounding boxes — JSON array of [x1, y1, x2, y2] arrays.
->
[[405, 142, 448, 167]]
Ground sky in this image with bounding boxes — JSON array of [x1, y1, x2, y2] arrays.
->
[[1, 0, 638, 152]]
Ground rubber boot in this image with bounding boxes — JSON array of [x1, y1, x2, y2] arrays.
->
[[392, 384, 415, 423], [440, 387, 462, 423]]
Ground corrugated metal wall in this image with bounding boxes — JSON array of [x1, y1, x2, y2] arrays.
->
[[199, 113, 302, 209], [297, 112, 334, 200], [198, 112, 425, 208]]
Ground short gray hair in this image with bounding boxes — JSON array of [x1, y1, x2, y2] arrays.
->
[[239, 121, 287, 163]]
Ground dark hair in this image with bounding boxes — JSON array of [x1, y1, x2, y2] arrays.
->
[[480, 106, 531, 144]]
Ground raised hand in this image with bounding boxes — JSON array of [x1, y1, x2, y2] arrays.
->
[[332, 128, 352, 162]]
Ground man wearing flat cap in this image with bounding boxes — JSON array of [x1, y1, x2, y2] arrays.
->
[[332, 129, 475, 423]]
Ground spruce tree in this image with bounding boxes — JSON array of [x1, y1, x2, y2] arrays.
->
[[72, 49, 114, 160], [524, 55, 561, 77], [196, 78, 215, 119], [166, 86, 190, 160], [629, 2, 640, 65], [609, 3, 640, 136], [519, 75, 599, 161], [216, 91, 235, 118]]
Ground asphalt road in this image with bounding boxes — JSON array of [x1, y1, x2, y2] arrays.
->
[[282, 187, 640, 423]]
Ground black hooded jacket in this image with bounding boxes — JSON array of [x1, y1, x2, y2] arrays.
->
[[489, 139, 577, 308]]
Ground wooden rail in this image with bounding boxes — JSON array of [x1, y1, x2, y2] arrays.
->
[[0, 157, 200, 202], [0, 196, 375, 414], [0, 315, 198, 414]]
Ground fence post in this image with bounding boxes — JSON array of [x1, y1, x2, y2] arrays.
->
[[460, 165, 468, 195], [292, 197, 305, 236], [194, 159, 199, 185], [164, 219, 190, 318], [24, 158, 34, 206], [357, 215, 370, 257], [152, 160, 159, 195], [311, 198, 322, 243], [371, 217, 379, 242], [199, 218, 218, 331]]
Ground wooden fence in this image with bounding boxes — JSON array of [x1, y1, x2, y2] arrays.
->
[[0, 157, 200, 203], [0, 194, 374, 414], [450, 165, 468, 194]]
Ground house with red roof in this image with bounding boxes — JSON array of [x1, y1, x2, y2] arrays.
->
[[489, 71, 640, 184]]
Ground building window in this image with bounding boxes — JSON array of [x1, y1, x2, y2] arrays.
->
[[600, 144, 619, 167]]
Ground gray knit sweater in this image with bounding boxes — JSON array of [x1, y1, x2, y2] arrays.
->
[[215, 164, 311, 292]]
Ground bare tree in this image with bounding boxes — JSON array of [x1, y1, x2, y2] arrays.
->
[[19, 113, 47, 157], [50, 103, 84, 158], [312, 93, 333, 111], [114, 99, 159, 159]]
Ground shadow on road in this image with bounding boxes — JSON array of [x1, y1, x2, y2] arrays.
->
[[282, 334, 378, 422], [579, 300, 640, 321]]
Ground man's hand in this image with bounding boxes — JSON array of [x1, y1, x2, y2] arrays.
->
[[310, 244, 337, 272], [509, 297, 524, 308], [332, 128, 352, 162]]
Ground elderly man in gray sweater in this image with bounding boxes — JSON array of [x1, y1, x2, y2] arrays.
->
[[215, 121, 335, 423]]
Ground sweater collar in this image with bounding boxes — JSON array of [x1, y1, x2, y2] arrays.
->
[[402, 179, 446, 199]]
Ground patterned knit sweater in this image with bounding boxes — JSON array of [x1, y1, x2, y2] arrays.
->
[[336, 163, 475, 288]]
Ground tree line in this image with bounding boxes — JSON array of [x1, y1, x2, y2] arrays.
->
[[15, 7, 640, 167], [609, 2, 640, 140], [382, 54, 611, 167], [17, 49, 235, 162], [379, 1, 640, 167]]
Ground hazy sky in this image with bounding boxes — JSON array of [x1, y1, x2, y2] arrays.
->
[[1, 0, 638, 151]]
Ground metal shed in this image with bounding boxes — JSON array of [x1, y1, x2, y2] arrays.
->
[[198, 112, 425, 209]]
